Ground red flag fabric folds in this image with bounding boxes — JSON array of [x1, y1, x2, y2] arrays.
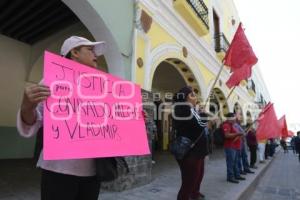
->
[[256, 103, 280, 141], [226, 64, 252, 88], [288, 130, 295, 137], [278, 115, 289, 138], [224, 23, 258, 88], [224, 23, 258, 70]]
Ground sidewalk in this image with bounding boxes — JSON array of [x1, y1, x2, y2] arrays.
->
[[0, 149, 275, 200], [101, 149, 275, 200]]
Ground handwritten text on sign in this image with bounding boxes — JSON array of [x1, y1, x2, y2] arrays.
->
[[43, 51, 149, 160]]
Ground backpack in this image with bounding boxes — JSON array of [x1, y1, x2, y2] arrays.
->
[[213, 126, 225, 146]]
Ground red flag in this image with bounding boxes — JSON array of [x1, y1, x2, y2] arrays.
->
[[288, 130, 295, 137], [278, 115, 289, 138], [261, 102, 272, 113], [226, 64, 252, 88], [224, 23, 258, 71], [256, 103, 280, 141], [256, 102, 271, 121], [224, 23, 258, 88]]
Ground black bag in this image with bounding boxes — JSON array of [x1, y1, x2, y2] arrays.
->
[[34, 127, 44, 163], [170, 136, 193, 160], [95, 157, 129, 182], [213, 127, 225, 146], [170, 128, 205, 160]]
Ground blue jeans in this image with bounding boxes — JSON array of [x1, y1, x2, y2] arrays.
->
[[225, 148, 240, 180], [238, 142, 250, 172]]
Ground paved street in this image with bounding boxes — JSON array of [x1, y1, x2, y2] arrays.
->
[[249, 151, 300, 200], [0, 149, 277, 200]]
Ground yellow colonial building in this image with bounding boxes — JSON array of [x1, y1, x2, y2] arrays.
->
[[132, 0, 270, 150]]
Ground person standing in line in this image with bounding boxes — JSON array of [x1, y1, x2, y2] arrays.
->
[[246, 124, 258, 169], [17, 36, 107, 200], [291, 136, 297, 154], [294, 132, 300, 162], [265, 139, 271, 159], [280, 138, 288, 154], [233, 112, 254, 175], [222, 113, 245, 184], [258, 139, 267, 163], [173, 86, 208, 200], [269, 138, 277, 157]]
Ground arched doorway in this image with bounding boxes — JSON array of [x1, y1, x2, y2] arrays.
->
[[151, 58, 202, 151], [209, 88, 229, 119]]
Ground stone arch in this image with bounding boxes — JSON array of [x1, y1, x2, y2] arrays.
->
[[151, 58, 202, 100], [146, 43, 207, 99]]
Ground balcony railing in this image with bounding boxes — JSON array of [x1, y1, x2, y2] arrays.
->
[[173, 0, 209, 36], [215, 33, 230, 53], [250, 80, 256, 93], [255, 94, 266, 109], [186, 0, 209, 30], [247, 79, 256, 97]]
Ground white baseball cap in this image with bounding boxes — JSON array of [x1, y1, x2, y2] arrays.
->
[[60, 36, 106, 57]]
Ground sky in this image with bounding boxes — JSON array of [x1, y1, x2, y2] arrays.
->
[[234, 0, 300, 132]]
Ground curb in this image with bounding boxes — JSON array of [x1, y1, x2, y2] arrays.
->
[[237, 152, 278, 200]]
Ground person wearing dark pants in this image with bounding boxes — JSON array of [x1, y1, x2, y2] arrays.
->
[[173, 86, 209, 200], [41, 170, 100, 200], [295, 132, 300, 162], [248, 146, 257, 167], [177, 157, 205, 200], [246, 124, 258, 168]]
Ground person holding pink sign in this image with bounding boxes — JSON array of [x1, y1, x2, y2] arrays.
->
[[17, 36, 107, 200]]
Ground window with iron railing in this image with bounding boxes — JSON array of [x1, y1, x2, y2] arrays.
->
[[247, 79, 256, 93], [215, 33, 230, 53], [255, 94, 266, 109], [186, 0, 209, 29], [250, 80, 256, 93]]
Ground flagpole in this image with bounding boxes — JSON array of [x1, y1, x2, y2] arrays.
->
[[210, 85, 236, 122], [204, 62, 225, 108], [225, 86, 236, 102]]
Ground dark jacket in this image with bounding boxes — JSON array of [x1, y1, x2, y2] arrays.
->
[[295, 137, 300, 151], [246, 130, 258, 146], [173, 105, 208, 159]]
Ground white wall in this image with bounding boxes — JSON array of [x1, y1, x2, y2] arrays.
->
[[0, 24, 94, 126], [0, 34, 31, 126]]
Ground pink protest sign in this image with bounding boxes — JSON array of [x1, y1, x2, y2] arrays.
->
[[43, 51, 150, 160]]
